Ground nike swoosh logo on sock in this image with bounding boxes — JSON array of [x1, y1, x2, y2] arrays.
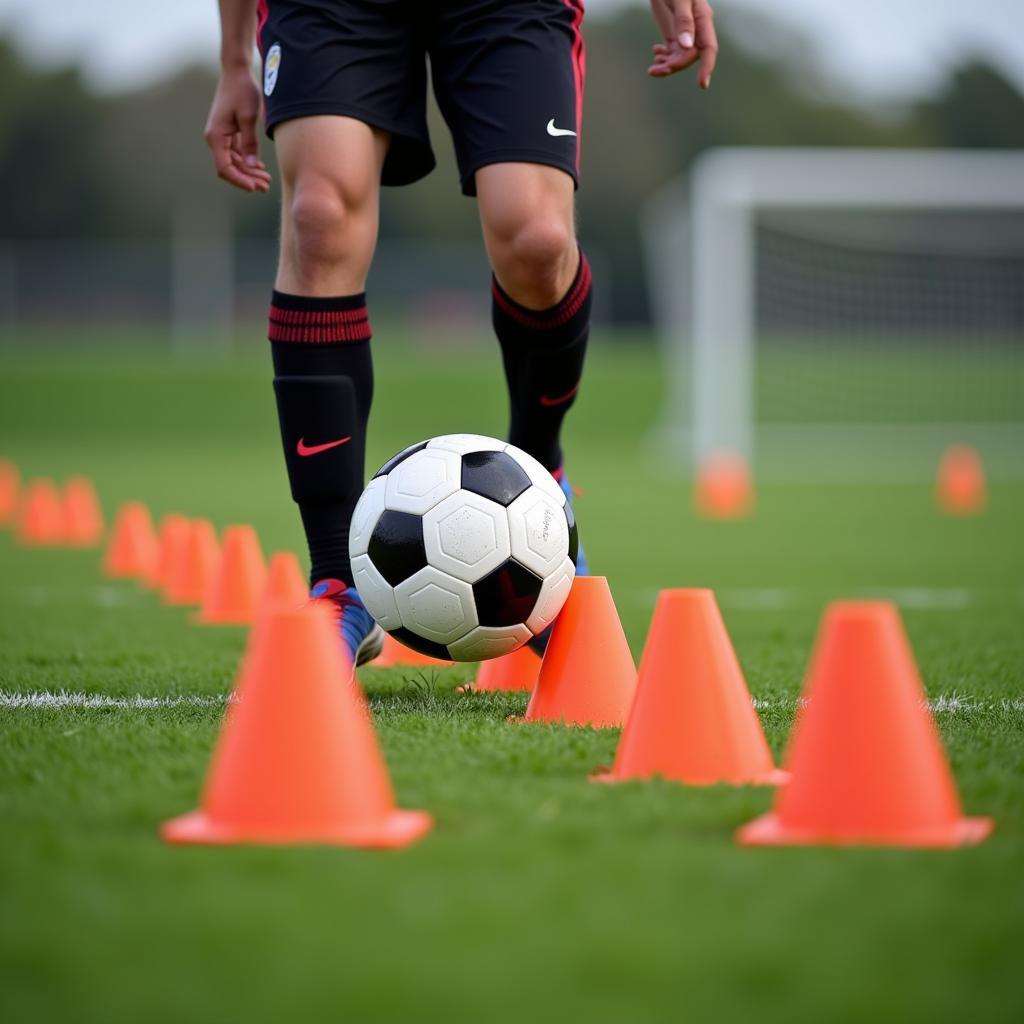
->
[[297, 436, 352, 456], [539, 384, 580, 407]]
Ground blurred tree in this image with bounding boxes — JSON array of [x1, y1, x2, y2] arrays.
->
[[0, 39, 110, 237], [916, 60, 1024, 148], [1, 7, 1021, 320]]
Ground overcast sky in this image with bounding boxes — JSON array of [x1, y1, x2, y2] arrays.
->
[[0, 0, 1022, 101]]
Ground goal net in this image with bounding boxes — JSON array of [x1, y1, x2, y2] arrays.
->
[[644, 148, 1024, 481]]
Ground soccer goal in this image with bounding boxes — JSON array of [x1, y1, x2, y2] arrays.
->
[[644, 148, 1024, 481]]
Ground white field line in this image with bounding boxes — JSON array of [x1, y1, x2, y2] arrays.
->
[[0, 690, 228, 710], [1, 690, 1022, 714], [752, 695, 1024, 713]]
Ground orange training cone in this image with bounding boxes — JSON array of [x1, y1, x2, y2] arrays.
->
[[594, 589, 784, 785], [258, 551, 309, 614], [62, 476, 104, 548], [520, 575, 636, 728], [694, 451, 754, 520], [473, 644, 542, 693], [144, 514, 191, 590], [164, 517, 220, 606], [161, 600, 432, 847], [103, 501, 158, 578], [936, 444, 986, 516], [737, 601, 993, 848], [16, 477, 63, 544], [0, 458, 20, 526], [196, 524, 267, 625], [373, 631, 453, 668], [15, 478, 66, 546]]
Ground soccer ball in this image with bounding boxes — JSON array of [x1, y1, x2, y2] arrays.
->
[[349, 434, 578, 662]]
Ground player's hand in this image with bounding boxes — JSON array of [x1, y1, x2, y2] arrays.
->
[[647, 0, 718, 88], [204, 67, 273, 193]]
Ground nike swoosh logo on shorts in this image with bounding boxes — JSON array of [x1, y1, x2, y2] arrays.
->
[[546, 119, 577, 137], [539, 384, 580, 407], [297, 436, 351, 456]]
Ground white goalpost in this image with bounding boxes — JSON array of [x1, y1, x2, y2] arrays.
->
[[644, 148, 1024, 481]]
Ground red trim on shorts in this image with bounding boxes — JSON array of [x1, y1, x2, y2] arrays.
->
[[256, 0, 269, 57], [563, 0, 585, 172]]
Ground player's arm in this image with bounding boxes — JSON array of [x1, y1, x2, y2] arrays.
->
[[647, 0, 718, 88], [205, 0, 273, 192]]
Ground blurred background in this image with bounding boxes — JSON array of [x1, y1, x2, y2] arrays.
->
[[0, 0, 1021, 482]]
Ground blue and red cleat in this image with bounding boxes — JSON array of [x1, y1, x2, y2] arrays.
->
[[553, 467, 588, 576], [310, 578, 384, 667], [528, 467, 587, 655]]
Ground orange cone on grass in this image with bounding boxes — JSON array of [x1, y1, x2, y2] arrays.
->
[[936, 444, 986, 516], [694, 451, 754, 520], [594, 589, 784, 785], [0, 458, 20, 526], [257, 551, 309, 614], [196, 524, 267, 624], [474, 643, 542, 693], [103, 501, 158, 578], [144, 514, 190, 589], [163, 517, 220, 606], [15, 478, 66, 546], [161, 600, 432, 847], [374, 631, 453, 668], [737, 601, 992, 847], [520, 575, 636, 728], [62, 476, 104, 547]]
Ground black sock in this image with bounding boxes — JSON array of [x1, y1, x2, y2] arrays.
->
[[269, 290, 373, 588], [492, 251, 592, 472]]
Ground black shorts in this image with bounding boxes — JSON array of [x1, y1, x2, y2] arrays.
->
[[257, 0, 585, 195]]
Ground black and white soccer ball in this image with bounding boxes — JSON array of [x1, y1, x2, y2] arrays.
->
[[349, 434, 578, 662]]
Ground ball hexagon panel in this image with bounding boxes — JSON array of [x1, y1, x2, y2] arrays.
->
[[349, 475, 387, 559], [422, 490, 511, 585], [460, 451, 532, 507], [383, 447, 462, 516], [447, 623, 532, 661], [367, 510, 428, 587], [472, 559, 544, 628], [504, 443, 565, 507], [372, 440, 429, 479], [525, 556, 575, 634], [427, 433, 506, 456], [507, 487, 571, 579], [394, 566, 478, 645], [350, 553, 403, 632]]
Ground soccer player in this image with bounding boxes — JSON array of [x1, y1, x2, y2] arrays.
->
[[205, 0, 718, 664]]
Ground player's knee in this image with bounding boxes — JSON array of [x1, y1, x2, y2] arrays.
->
[[498, 218, 576, 306], [288, 183, 352, 268]]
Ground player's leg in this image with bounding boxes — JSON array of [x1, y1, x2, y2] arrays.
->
[[268, 116, 388, 665], [429, 0, 591, 644], [258, 0, 433, 664]]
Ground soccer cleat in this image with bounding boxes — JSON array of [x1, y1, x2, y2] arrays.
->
[[528, 467, 588, 656], [554, 468, 589, 576], [310, 578, 384, 667]]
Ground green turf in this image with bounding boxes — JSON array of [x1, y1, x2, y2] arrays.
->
[[1, 338, 1022, 1024]]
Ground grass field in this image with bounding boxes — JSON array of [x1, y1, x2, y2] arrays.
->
[[1, 335, 1023, 1023]]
